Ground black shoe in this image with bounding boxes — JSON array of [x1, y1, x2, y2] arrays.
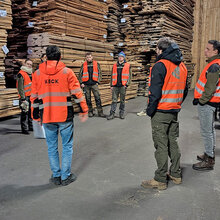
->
[[107, 114, 114, 120], [62, 173, 77, 186], [119, 113, 125, 119], [98, 110, 106, 118], [22, 130, 30, 135], [29, 128, 33, 131], [88, 112, 94, 117], [50, 176, 61, 185]]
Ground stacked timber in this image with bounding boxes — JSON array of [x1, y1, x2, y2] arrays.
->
[[0, 0, 12, 88], [118, 0, 195, 87], [0, 89, 20, 118], [25, 0, 115, 84], [5, 0, 34, 88], [106, 0, 124, 52]]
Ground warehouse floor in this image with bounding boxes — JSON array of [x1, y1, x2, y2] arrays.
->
[[0, 91, 220, 220]]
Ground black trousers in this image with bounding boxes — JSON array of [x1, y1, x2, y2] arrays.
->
[[20, 97, 33, 131]]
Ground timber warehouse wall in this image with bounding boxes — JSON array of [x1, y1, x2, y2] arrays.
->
[[0, 0, 219, 118], [191, 0, 220, 88]]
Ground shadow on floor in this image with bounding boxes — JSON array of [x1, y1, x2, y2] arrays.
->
[[0, 128, 22, 135], [0, 183, 55, 205]]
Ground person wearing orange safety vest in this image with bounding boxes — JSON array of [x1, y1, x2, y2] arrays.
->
[[192, 40, 220, 171], [78, 52, 104, 117], [16, 59, 33, 134], [141, 37, 188, 190], [30, 46, 88, 186], [107, 51, 132, 120]]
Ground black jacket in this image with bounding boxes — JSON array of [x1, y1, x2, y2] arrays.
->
[[147, 43, 188, 117]]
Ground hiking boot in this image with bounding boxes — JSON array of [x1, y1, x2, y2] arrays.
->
[[119, 112, 125, 119], [197, 153, 215, 162], [168, 174, 182, 184], [193, 153, 215, 171], [137, 111, 146, 116], [88, 111, 94, 117], [141, 179, 167, 190], [50, 176, 61, 186], [107, 113, 114, 120], [98, 109, 105, 118], [61, 173, 77, 186]]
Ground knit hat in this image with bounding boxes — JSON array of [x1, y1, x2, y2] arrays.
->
[[118, 51, 126, 58]]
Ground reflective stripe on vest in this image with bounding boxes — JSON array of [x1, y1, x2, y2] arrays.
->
[[194, 59, 220, 102], [74, 96, 85, 103], [32, 103, 39, 108], [160, 97, 183, 103], [112, 63, 130, 86], [38, 92, 71, 99], [71, 88, 82, 94], [31, 93, 38, 98], [39, 101, 73, 110], [162, 89, 185, 95], [82, 61, 99, 82]]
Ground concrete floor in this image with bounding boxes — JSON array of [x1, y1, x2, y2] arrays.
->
[[0, 91, 220, 220]]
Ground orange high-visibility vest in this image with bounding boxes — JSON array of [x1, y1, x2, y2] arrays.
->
[[31, 63, 88, 123], [16, 70, 32, 98], [194, 59, 220, 103], [149, 59, 187, 110], [82, 61, 99, 82], [112, 63, 130, 86]]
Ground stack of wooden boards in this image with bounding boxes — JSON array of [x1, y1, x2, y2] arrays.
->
[[0, 0, 20, 118], [116, 0, 195, 87], [26, 0, 116, 84], [0, 0, 12, 88], [5, 0, 34, 88], [1, 0, 139, 118], [0, 88, 20, 118], [106, 0, 124, 52]]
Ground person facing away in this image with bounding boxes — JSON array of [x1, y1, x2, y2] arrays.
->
[[78, 52, 105, 117], [107, 51, 132, 120], [30, 45, 88, 186], [141, 37, 188, 190], [192, 40, 220, 171], [16, 59, 33, 134]]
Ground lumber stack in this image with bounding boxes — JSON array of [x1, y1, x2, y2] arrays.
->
[[0, 0, 12, 88], [0, 88, 20, 118], [5, 0, 34, 88], [106, 0, 124, 52], [24, 0, 116, 84], [118, 0, 195, 87]]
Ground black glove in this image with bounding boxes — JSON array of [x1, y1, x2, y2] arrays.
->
[[192, 99, 199, 105]]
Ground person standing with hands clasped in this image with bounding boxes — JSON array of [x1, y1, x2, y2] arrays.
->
[[141, 37, 188, 190], [107, 51, 132, 120], [192, 40, 220, 171], [78, 52, 105, 117], [31, 46, 88, 186]]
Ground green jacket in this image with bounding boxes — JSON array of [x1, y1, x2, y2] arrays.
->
[[199, 54, 220, 105]]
